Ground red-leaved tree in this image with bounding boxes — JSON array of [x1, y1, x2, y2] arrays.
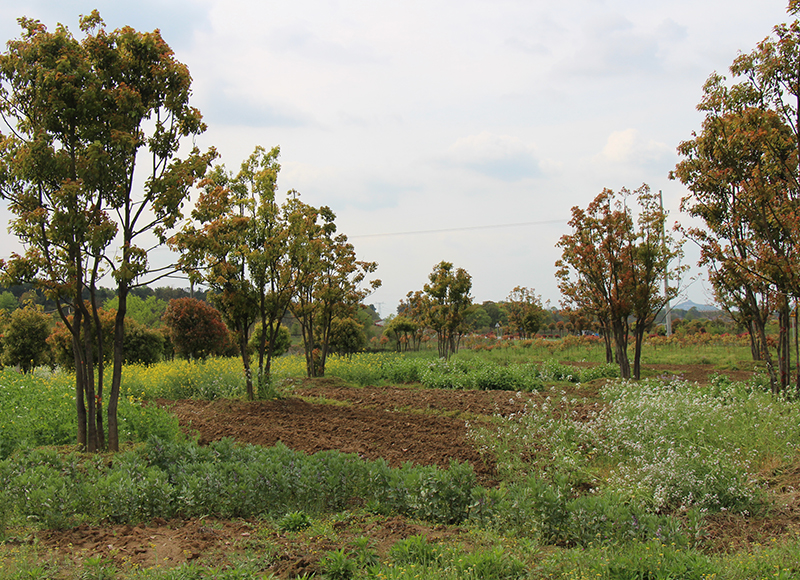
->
[[162, 298, 231, 360]]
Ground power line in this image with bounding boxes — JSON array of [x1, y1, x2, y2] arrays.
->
[[350, 219, 565, 239]]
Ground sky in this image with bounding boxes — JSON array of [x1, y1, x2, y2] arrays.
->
[[0, 0, 794, 316]]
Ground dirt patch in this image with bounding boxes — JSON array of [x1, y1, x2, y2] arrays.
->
[[36, 514, 468, 578], [159, 382, 603, 486], [38, 519, 254, 569], [160, 391, 503, 485]]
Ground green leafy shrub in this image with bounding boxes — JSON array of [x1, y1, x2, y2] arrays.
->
[[389, 535, 440, 567], [320, 548, 357, 580], [277, 510, 311, 531], [1, 435, 480, 528], [328, 315, 367, 356], [1, 448, 97, 528], [122, 321, 166, 365], [95, 452, 175, 523], [1, 304, 51, 372], [49, 309, 164, 368], [248, 323, 291, 359], [144, 437, 476, 524], [454, 547, 526, 580], [400, 459, 476, 524]]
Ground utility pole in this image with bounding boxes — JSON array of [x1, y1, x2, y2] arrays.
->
[[660, 190, 672, 336]]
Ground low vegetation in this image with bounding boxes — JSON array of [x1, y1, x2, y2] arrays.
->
[[0, 339, 799, 578]]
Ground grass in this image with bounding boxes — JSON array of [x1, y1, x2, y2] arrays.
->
[[0, 367, 183, 460]]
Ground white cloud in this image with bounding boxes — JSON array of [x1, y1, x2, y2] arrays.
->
[[440, 132, 543, 181], [596, 129, 672, 165], [198, 90, 314, 129]]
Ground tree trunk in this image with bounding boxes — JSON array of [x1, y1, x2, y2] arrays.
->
[[239, 324, 254, 400], [599, 318, 614, 364], [612, 317, 631, 379], [795, 302, 800, 395], [73, 306, 88, 450], [779, 301, 791, 391], [90, 287, 105, 451], [632, 327, 645, 380], [745, 291, 778, 392], [748, 319, 762, 361], [109, 292, 125, 452], [80, 305, 98, 452]]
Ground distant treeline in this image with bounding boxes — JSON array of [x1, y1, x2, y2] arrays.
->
[[0, 283, 207, 314]]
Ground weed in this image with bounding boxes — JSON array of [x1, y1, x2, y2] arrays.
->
[[277, 510, 311, 532], [78, 555, 117, 580], [320, 548, 357, 580], [389, 535, 439, 566]]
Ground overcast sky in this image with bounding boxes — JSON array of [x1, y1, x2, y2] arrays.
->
[[0, 1, 794, 315]]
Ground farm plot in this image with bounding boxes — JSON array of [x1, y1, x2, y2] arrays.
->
[[4, 359, 800, 579]]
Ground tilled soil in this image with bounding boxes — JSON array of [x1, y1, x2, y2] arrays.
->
[[160, 382, 560, 485]]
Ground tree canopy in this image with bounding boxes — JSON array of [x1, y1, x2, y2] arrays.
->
[[0, 11, 212, 450], [556, 185, 682, 379], [673, 11, 800, 391]]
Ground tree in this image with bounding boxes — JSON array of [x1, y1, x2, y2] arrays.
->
[[423, 261, 472, 360], [481, 301, 507, 329], [162, 298, 231, 360], [0, 12, 211, 451], [383, 314, 419, 352], [328, 315, 367, 355], [172, 146, 298, 398], [0, 292, 18, 313], [672, 12, 800, 391], [1, 304, 50, 372], [288, 200, 380, 377], [50, 307, 164, 368], [556, 185, 682, 379], [505, 286, 544, 338], [465, 305, 492, 333], [103, 294, 168, 328], [397, 290, 429, 350]]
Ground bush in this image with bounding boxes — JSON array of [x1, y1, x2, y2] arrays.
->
[[162, 298, 232, 359], [122, 321, 165, 365], [49, 310, 165, 368], [1, 437, 481, 528], [248, 322, 291, 358], [0, 448, 96, 529], [2, 304, 51, 372], [95, 453, 175, 523], [328, 315, 367, 355]]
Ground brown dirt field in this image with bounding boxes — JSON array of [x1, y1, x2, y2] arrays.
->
[[20, 364, 800, 577]]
